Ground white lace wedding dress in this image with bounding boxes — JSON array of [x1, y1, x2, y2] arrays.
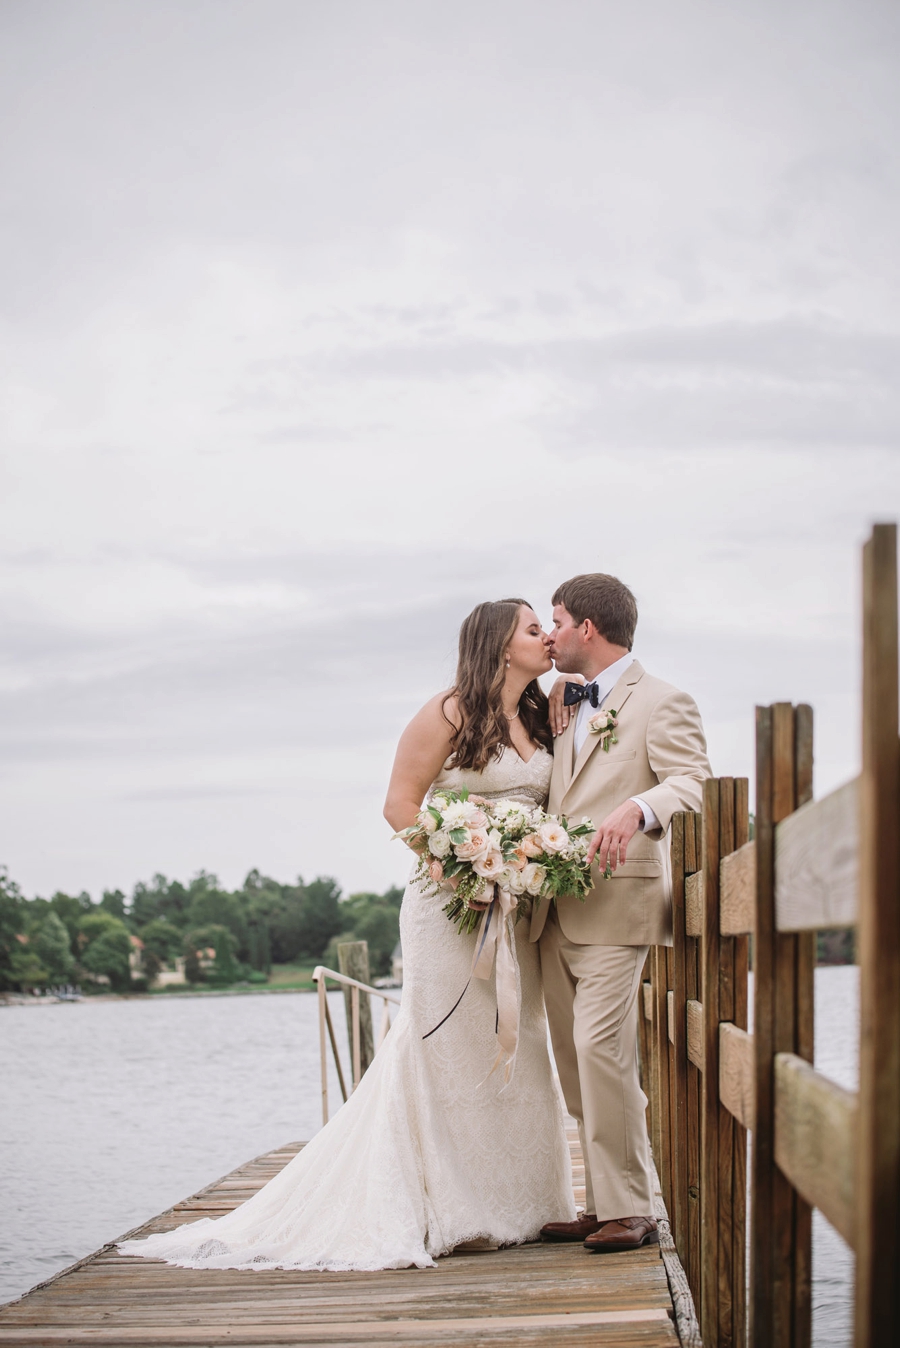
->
[[119, 746, 574, 1272]]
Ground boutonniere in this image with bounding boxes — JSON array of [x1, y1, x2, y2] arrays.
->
[[587, 708, 618, 751]]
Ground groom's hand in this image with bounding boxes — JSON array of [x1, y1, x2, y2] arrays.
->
[[586, 800, 644, 873]]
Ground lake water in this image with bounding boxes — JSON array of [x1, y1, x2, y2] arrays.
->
[[1, 968, 858, 1345]]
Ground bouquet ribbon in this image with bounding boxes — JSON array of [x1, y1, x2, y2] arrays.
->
[[471, 884, 521, 1083], [422, 883, 520, 1085]]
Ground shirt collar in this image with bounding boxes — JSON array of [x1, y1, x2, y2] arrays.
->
[[585, 651, 635, 707]]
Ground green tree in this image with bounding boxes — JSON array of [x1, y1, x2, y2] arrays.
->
[[186, 885, 248, 959], [0, 868, 27, 991], [183, 924, 239, 985], [33, 912, 75, 983], [131, 874, 191, 929], [138, 918, 184, 964], [48, 891, 95, 957], [77, 912, 133, 991], [299, 877, 343, 958], [99, 889, 127, 922], [339, 887, 402, 976]]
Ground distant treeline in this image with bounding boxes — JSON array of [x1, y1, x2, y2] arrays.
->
[[0, 866, 402, 993]]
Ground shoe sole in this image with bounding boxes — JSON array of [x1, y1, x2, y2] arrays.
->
[[584, 1229, 660, 1253], [541, 1230, 601, 1243]]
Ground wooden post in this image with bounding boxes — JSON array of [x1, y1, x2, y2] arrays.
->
[[670, 813, 690, 1267], [855, 523, 900, 1346], [687, 813, 704, 1313], [651, 942, 673, 1229], [699, 778, 749, 1348], [750, 704, 814, 1348], [337, 941, 375, 1076], [317, 971, 329, 1127]]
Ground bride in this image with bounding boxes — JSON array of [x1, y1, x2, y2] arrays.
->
[[119, 598, 575, 1272]]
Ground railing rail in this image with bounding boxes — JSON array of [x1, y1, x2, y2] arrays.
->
[[312, 966, 401, 1126], [640, 521, 900, 1347]]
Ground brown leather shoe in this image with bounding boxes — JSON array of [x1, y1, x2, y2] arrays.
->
[[540, 1213, 602, 1242], [583, 1216, 659, 1252]]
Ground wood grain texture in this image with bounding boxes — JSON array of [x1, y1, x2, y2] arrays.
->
[[668, 814, 691, 1281], [0, 1134, 681, 1348], [749, 704, 778, 1348], [651, 946, 674, 1225], [719, 1023, 754, 1131], [684, 872, 702, 939], [699, 779, 721, 1348], [855, 523, 900, 1347], [773, 1053, 858, 1249], [686, 999, 703, 1071], [719, 841, 755, 936], [774, 779, 858, 932]]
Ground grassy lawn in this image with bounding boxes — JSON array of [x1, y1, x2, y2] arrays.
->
[[265, 961, 320, 991], [141, 962, 321, 995]]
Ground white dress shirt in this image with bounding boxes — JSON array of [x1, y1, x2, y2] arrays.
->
[[571, 652, 660, 833]]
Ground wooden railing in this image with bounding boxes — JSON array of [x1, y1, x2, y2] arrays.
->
[[312, 965, 400, 1125], [640, 522, 899, 1347]]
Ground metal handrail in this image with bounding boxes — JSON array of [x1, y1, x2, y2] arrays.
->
[[312, 966, 401, 1125]]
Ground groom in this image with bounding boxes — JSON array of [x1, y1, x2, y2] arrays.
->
[[533, 573, 710, 1253]]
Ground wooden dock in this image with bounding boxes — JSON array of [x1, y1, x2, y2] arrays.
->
[[0, 1131, 686, 1347]]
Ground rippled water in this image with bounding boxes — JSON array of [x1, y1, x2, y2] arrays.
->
[[1, 969, 858, 1345]]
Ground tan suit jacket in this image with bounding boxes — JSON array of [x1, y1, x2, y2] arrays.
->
[[530, 660, 711, 947]]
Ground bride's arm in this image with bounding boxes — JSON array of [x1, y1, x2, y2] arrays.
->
[[383, 693, 459, 844]]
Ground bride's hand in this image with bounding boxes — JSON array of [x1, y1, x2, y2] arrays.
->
[[548, 673, 583, 737]]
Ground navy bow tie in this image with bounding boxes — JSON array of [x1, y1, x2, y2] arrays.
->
[[563, 681, 600, 708]]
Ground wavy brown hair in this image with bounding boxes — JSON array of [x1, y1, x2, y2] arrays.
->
[[442, 599, 553, 770]]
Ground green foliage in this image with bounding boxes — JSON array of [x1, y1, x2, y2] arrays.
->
[[338, 887, 402, 976], [79, 916, 133, 991], [0, 868, 27, 991], [183, 924, 239, 985], [138, 919, 184, 964], [131, 874, 191, 929], [0, 863, 405, 992], [46, 892, 93, 954], [186, 884, 248, 957], [299, 877, 344, 958], [99, 889, 127, 921], [33, 912, 75, 983]]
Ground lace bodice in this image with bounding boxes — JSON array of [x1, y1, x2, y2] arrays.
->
[[430, 745, 553, 810]]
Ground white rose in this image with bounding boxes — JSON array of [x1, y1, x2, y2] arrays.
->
[[442, 800, 473, 828], [473, 849, 505, 878], [428, 830, 452, 858], [539, 821, 569, 854], [487, 828, 503, 850], [523, 862, 548, 896], [420, 811, 439, 834], [504, 868, 527, 895]]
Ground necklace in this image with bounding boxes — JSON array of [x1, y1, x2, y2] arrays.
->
[[504, 708, 520, 721]]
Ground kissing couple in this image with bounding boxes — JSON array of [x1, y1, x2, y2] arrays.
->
[[121, 572, 711, 1272]]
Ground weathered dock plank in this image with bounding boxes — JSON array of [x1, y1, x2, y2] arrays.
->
[[0, 1134, 680, 1347]]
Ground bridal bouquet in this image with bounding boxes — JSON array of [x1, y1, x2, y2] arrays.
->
[[396, 788, 595, 934]]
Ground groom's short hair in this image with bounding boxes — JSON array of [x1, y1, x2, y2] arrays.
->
[[552, 574, 637, 650]]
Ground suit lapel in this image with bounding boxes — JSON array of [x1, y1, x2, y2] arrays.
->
[[568, 660, 645, 789], [559, 713, 578, 795]]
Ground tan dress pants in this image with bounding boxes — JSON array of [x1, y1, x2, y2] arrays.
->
[[539, 909, 653, 1219]]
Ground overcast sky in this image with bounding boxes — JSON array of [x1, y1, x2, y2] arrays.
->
[[1, 0, 898, 903]]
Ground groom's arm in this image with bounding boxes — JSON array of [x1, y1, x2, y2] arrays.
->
[[635, 689, 712, 839], [586, 689, 712, 873]]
